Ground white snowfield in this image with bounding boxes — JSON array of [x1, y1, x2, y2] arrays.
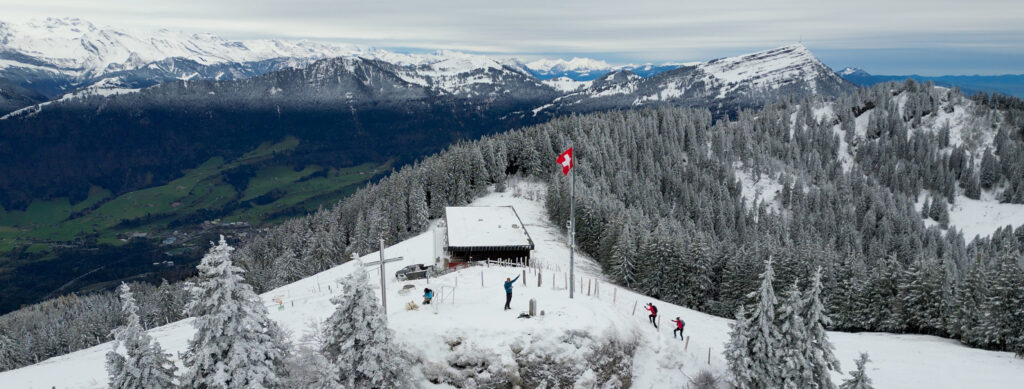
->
[[2, 182, 1024, 388]]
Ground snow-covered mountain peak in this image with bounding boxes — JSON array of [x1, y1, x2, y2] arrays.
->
[[839, 67, 860, 75], [0, 17, 364, 76], [698, 43, 843, 95], [425, 50, 505, 73], [526, 57, 614, 73], [838, 67, 871, 77]]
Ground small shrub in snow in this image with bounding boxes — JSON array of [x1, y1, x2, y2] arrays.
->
[[690, 369, 721, 389]]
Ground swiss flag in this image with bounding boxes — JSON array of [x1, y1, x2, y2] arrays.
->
[[557, 147, 574, 176]]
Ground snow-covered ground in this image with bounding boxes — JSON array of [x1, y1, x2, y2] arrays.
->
[[916, 191, 1024, 241], [542, 77, 592, 93], [3, 181, 1024, 388], [735, 167, 784, 212]]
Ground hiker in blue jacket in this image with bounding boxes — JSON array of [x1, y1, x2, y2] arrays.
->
[[504, 275, 520, 310], [423, 288, 434, 305]]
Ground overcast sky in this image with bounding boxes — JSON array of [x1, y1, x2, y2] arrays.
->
[[2, 0, 1022, 75]]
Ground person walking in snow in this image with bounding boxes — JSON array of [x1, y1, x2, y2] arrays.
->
[[423, 288, 433, 305], [504, 275, 520, 310], [645, 303, 658, 328], [671, 317, 685, 339]]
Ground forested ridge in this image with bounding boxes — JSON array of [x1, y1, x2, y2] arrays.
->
[[3, 80, 1024, 372]]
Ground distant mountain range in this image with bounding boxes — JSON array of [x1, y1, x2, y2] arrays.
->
[[838, 67, 1024, 98], [0, 17, 689, 115], [0, 17, 854, 256], [524, 57, 687, 80]]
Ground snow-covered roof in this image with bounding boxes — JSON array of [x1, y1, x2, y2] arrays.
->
[[445, 206, 534, 249]]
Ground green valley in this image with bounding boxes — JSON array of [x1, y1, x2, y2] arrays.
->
[[0, 137, 388, 312]]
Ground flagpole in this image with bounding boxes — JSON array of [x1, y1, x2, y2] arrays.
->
[[569, 144, 575, 299]]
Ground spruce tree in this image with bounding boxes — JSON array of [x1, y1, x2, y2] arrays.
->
[[839, 353, 874, 389], [776, 282, 813, 388], [106, 283, 177, 389], [725, 306, 757, 388], [684, 234, 715, 309], [954, 263, 989, 345], [802, 267, 841, 389], [321, 264, 410, 388], [0, 330, 15, 372], [965, 170, 982, 200], [929, 198, 949, 228], [979, 253, 1024, 352], [980, 149, 1000, 189], [407, 181, 430, 233], [610, 225, 637, 288], [181, 236, 289, 389], [746, 258, 783, 387]]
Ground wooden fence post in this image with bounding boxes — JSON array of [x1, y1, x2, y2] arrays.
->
[[685, 336, 690, 350], [587, 279, 591, 296], [632, 300, 637, 315], [708, 348, 711, 365], [538, 270, 542, 287], [481, 271, 484, 287], [523, 269, 527, 286], [613, 287, 616, 303]]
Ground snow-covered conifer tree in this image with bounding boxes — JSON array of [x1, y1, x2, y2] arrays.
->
[[0, 331, 15, 372], [802, 267, 841, 389], [407, 180, 430, 233], [980, 253, 1024, 353], [684, 233, 714, 309], [730, 258, 783, 388], [839, 353, 874, 389], [776, 282, 813, 388], [106, 283, 177, 389], [321, 264, 411, 388], [610, 224, 637, 288], [725, 306, 757, 388], [181, 236, 289, 389]]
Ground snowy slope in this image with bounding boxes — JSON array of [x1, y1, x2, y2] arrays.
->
[[3, 180, 1024, 388], [699, 44, 842, 97], [542, 76, 592, 92], [812, 89, 1024, 242], [915, 190, 1024, 241]]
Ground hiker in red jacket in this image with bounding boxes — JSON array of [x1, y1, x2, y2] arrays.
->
[[645, 303, 658, 328], [671, 317, 685, 340]]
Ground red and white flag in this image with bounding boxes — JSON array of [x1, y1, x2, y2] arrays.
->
[[557, 147, 573, 176]]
